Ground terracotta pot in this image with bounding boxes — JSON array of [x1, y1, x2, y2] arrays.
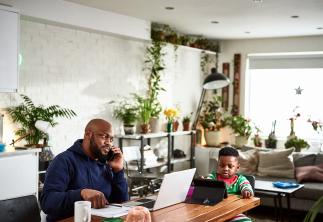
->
[[140, 123, 150, 134], [173, 120, 179, 132], [183, 122, 190, 131]]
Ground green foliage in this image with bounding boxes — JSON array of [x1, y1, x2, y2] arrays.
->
[[7, 94, 76, 146], [144, 40, 165, 118], [225, 114, 253, 137], [199, 96, 226, 131], [284, 136, 309, 152], [182, 112, 193, 124], [133, 94, 153, 124], [110, 98, 138, 126], [303, 196, 323, 222]]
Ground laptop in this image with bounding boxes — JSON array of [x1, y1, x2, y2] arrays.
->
[[185, 178, 227, 206], [123, 168, 196, 211]]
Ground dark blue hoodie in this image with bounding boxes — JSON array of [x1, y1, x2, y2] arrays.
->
[[40, 139, 128, 221]]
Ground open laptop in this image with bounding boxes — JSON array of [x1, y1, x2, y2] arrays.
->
[[123, 168, 196, 211], [185, 178, 227, 206]]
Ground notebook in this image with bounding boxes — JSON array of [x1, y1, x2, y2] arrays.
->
[[185, 178, 227, 206], [123, 168, 196, 211]]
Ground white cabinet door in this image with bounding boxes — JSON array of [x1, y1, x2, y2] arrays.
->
[[0, 6, 19, 92], [0, 152, 39, 200]]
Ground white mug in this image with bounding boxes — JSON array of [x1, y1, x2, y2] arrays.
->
[[74, 201, 91, 222]]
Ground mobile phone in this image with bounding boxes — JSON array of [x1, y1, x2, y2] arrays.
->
[[106, 149, 115, 161]]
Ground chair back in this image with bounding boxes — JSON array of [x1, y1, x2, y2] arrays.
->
[[0, 195, 41, 222], [243, 175, 255, 193]]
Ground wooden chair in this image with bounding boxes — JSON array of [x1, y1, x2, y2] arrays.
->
[[0, 195, 41, 222]]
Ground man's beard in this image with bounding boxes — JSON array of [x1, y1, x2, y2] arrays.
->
[[89, 136, 109, 163]]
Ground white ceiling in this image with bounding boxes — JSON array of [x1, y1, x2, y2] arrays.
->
[[66, 0, 323, 40]]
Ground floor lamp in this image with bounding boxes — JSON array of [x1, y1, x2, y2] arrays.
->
[[192, 67, 231, 130]]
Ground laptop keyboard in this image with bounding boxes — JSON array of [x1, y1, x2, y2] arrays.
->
[[140, 200, 156, 209]]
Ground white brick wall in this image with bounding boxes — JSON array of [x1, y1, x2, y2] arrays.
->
[[0, 20, 204, 154]]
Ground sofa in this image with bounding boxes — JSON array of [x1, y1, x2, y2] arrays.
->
[[239, 146, 323, 213]]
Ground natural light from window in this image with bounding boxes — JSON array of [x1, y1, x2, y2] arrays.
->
[[246, 54, 323, 144]]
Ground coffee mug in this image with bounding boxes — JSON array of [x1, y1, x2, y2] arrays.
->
[[74, 201, 91, 222]]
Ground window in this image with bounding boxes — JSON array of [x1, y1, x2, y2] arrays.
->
[[245, 52, 323, 142]]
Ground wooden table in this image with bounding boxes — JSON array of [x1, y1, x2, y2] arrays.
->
[[59, 195, 260, 222]]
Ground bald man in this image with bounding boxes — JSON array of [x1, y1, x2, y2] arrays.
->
[[41, 119, 128, 222]]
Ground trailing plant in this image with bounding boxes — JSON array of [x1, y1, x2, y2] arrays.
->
[[144, 40, 166, 118], [7, 94, 76, 146]]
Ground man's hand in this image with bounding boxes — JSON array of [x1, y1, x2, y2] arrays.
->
[[108, 146, 124, 172], [81, 189, 108, 209], [241, 190, 253, 199]]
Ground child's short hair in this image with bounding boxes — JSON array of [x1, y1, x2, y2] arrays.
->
[[219, 146, 239, 157]]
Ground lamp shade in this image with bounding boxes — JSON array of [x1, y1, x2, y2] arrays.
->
[[203, 68, 230, 89]]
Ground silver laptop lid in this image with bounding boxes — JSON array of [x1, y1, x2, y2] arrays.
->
[[153, 168, 196, 211]]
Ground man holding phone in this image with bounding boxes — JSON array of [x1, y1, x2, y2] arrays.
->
[[41, 119, 128, 222]]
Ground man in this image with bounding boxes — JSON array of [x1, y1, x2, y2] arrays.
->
[[41, 119, 128, 221]]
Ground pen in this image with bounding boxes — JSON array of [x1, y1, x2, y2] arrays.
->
[[110, 204, 123, 208]]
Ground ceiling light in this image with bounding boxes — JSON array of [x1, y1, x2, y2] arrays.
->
[[253, 0, 263, 3], [291, 15, 299, 19], [317, 27, 323, 30], [245, 31, 250, 34], [165, 6, 174, 10], [211, 21, 219, 24]]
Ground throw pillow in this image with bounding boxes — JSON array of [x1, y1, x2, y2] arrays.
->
[[257, 148, 295, 178], [315, 153, 323, 165], [295, 164, 323, 183], [238, 149, 259, 175], [293, 154, 316, 167]]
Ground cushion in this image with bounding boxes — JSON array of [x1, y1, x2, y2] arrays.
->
[[238, 149, 259, 175], [257, 148, 295, 178], [295, 164, 323, 183], [315, 153, 323, 165], [293, 154, 316, 167]]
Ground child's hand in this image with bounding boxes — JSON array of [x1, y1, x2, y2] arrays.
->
[[241, 190, 253, 199]]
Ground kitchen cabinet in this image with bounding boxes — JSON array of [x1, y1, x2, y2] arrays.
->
[[116, 131, 195, 173], [0, 148, 40, 200], [0, 5, 19, 92]]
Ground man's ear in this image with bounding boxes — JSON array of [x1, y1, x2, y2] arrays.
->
[[84, 130, 92, 139]]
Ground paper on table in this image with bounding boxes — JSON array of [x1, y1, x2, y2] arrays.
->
[[91, 204, 131, 218]]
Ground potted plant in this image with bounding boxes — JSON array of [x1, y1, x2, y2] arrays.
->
[[182, 113, 193, 131], [264, 120, 277, 148], [253, 126, 262, 147], [285, 136, 310, 152], [110, 98, 138, 135], [133, 95, 153, 134], [164, 107, 180, 133], [225, 114, 253, 147], [7, 94, 76, 147], [199, 96, 227, 146]]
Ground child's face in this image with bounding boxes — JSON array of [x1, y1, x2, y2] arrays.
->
[[217, 156, 240, 178]]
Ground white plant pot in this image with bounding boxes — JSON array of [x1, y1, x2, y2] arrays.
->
[[205, 131, 221, 147], [123, 125, 136, 135], [235, 136, 248, 147], [149, 117, 161, 133]]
